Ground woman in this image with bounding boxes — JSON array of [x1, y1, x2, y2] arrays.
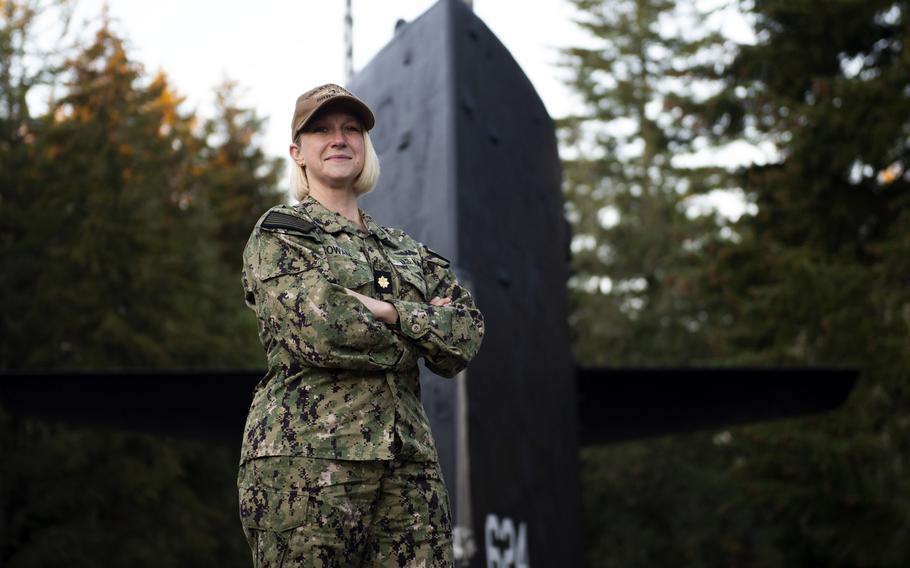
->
[[237, 83, 484, 568]]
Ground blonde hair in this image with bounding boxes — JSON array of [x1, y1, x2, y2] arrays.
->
[[291, 130, 380, 201]]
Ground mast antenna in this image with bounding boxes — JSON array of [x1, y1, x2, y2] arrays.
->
[[344, 0, 354, 82]]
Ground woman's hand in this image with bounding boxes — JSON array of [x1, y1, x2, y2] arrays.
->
[[429, 297, 452, 307], [344, 288, 400, 324]]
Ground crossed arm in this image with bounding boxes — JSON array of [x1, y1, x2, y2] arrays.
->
[[247, 229, 483, 377], [344, 288, 451, 324], [343, 254, 484, 378]]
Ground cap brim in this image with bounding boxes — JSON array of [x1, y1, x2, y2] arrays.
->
[[293, 96, 375, 139]]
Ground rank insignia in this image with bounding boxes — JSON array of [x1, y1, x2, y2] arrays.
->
[[374, 270, 393, 295]]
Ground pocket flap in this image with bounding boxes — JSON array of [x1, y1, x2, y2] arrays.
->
[[395, 264, 428, 298]]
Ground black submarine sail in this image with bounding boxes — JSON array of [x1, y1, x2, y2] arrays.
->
[[351, 0, 583, 565]]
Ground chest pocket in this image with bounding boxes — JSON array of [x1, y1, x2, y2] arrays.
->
[[390, 255, 428, 300], [327, 255, 374, 292]]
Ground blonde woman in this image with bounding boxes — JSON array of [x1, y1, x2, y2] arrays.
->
[[237, 84, 484, 568]]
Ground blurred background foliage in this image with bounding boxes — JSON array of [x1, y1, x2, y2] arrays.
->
[[561, 0, 910, 566], [1, 0, 909, 566], [1, 1, 280, 566]]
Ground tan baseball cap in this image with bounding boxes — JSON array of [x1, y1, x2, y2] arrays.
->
[[290, 83, 375, 141]]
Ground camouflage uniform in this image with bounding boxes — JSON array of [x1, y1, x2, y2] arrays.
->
[[238, 196, 484, 567]]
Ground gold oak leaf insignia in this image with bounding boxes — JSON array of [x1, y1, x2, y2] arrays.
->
[[378, 276, 390, 289]]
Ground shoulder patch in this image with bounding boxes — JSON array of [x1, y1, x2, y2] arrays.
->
[[261, 210, 315, 234]]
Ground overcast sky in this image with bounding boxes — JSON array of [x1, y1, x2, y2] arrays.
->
[[72, 0, 583, 160]]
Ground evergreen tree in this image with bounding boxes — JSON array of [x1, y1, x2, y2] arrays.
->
[[197, 79, 284, 270], [0, 407, 249, 568], [569, 0, 910, 564], [1, 10, 270, 567], [560, 0, 729, 368], [692, 0, 910, 564], [0, 0, 74, 367], [3, 22, 260, 369], [559, 3, 749, 562], [192, 80, 286, 368], [561, 0, 910, 565]]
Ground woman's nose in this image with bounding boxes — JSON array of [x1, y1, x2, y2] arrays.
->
[[330, 128, 347, 146]]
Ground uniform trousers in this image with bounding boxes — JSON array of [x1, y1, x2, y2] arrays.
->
[[238, 455, 454, 568]]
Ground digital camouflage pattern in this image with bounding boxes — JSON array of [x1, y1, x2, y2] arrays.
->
[[238, 456, 453, 567], [240, 195, 485, 464], [239, 196, 482, 566]]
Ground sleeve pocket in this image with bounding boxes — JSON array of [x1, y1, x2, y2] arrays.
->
[[255, 232, 324, 282]]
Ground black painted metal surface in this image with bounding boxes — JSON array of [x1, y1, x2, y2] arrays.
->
[[577, 367, 859, 445], [0, 370, 260, 446], [0, 367, 859, 447]]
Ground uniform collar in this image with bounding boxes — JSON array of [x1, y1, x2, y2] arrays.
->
[[360, 209, 399, 248], [300, 195, 398, 248], [300, 195, 351, 234]]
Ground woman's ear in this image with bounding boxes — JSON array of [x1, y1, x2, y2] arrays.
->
[[289, 143, 305, 166]]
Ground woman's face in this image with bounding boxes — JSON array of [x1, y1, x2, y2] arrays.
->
[[292, 109, 365, 192]]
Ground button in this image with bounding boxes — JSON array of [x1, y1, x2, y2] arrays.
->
[[411, 323, 421, 333]]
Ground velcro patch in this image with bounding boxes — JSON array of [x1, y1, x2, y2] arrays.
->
[[261, 211, 315, 234]]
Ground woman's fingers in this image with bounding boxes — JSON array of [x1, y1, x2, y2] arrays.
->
[[430, 297, 452, 306]]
